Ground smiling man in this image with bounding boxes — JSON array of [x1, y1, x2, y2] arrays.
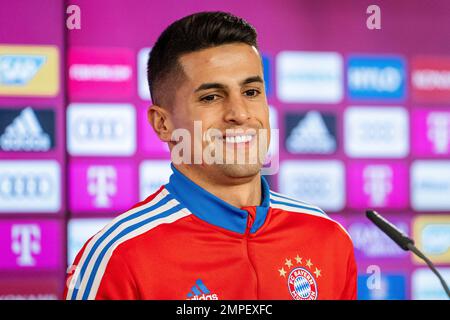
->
[[65, 11, 357, 300]]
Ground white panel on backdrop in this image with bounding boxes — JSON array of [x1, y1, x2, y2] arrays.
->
[[411, 160, 450, 211], [0, 160, 60, 213], [67, 103, 136, 156], [277, 51, 343, 103], [344, 106, 409, 158], [412, 268, 450, 300], [138, 47, 151, 101], [139, 160, 172, 201], [278, 160, 345, 211], [67, 218, 111, 266]]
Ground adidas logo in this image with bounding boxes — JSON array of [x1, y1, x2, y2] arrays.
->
[[0, 107, 51, 152], [286, 111, 336, 154], [186, 279, 219, 300]]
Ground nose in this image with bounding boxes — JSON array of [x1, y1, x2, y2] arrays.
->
[[223, 92, 251, 125]]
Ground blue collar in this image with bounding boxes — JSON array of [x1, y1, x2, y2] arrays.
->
[[165, 164, 271, 234]]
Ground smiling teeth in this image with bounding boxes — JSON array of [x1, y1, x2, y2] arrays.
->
[[225, 135, 253, 143]]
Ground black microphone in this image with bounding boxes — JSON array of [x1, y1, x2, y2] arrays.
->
[[366, 210, 450, 299]]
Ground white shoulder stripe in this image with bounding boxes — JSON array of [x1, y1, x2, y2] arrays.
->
[[270, 203, 352, 240], [67, 188, 171, 299], [75, 198, 181, 299], [87, 208, 191, 299], [270, 193, 325, 214], [270, 191, 310, 205]]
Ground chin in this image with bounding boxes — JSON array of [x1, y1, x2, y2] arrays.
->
[[215, 163, 262, 179]]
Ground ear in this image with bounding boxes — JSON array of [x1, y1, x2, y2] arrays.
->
[[148, 105, 174, 142]]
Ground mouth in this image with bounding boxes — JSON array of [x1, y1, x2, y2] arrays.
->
[[222, 134, 256, 144]]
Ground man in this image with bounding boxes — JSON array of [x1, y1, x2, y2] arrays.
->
[[65, 11, 357, 300]]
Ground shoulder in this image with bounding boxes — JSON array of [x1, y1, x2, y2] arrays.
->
[[66, 186, 191, 299], [269, 190, 352, 242], [93, 186, 191, 253]]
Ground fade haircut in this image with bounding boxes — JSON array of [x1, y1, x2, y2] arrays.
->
[[147, 11, 258, 108]]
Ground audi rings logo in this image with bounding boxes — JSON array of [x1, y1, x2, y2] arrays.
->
[[67, 103, 136, 156], [0, 173, 52, 199], [74, 117, 125, 140], [279, 160, 345, 211], [0, 160, 60, 213]]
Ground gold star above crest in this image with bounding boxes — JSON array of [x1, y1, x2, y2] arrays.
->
[[285, 258, 293, 268], [295, 254, 302, 264], [314, 268, 322, 278], [278, 267, 287, 277], [306, 259, 313, 268]]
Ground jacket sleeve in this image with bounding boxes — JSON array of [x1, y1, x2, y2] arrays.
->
[[340, 240, 358, 300], [94, 252, 138, 300], [64, 239, 138, 300]]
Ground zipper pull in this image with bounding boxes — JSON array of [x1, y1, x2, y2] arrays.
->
[[242, 207, 256, 235]]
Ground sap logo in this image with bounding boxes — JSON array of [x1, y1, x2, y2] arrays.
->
[[0, 45, 59, 97], [427, 112, 450, 154], [0, 160, 60, 213], [277, 51, 343, 103], [186, 279, 219, 300], [11, 224, 41, 267], [411, 161, 450, 211], [285, 111, 336, 154], [279, 160, 345, 211], [67, 103, 136, 156], [0, 107, 55, 152], [422, 224, 450, 255], [363, 165, 393, 207], [414, 215, 450, 264], [139, 160, 171, 201], [344, 106, 409, 158], [0, 55, 46, 85], [87, 166, 117, 208], [347, 56, 406, 100]]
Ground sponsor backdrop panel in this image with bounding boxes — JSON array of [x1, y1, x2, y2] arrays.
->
[[0, 0, 67, 300], [1, 0, 450, 299]]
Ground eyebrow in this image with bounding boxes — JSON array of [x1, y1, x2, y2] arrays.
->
[[194, 75, 264, 93]]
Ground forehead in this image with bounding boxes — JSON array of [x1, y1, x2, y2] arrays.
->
[[178, 43, 263, 85]]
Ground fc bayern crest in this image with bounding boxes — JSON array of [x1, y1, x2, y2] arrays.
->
[[287, 267, 318, 300]]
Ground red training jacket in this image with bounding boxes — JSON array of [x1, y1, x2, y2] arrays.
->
[[65, 164, 357, 300]]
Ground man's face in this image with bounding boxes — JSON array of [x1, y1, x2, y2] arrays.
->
[[169, 43, 270, 181]]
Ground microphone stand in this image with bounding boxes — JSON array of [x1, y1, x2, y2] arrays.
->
[[366, 210, 450, 299]]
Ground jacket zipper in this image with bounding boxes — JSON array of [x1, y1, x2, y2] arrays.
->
[[242, 207, 258, 298], [245, 208, 256, 235]]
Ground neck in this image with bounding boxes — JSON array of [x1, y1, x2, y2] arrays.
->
[[173, 164, 262, 208]]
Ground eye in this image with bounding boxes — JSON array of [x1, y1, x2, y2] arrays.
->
[[200, 94, 220, 103], [244, 89, 260, 97]]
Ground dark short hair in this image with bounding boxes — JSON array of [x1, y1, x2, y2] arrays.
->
[[147, 11, 258, 107]]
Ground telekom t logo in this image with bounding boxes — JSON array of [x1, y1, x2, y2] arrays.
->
[[363, 165, 393, 207], [11, 224, 41, 266], [427, 112, 450, 154], [87, 165, 117, 208]]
